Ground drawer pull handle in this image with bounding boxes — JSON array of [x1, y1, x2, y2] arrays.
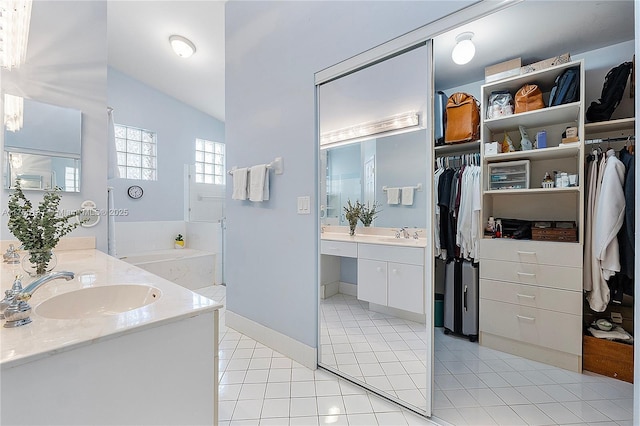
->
[[517, 272, 536, 277], [516, 293, 536, 299], [516, 315, 535, 322], [376, 267, 383, 273], [517, 251, 537, 256], [391, 269, 398, 274]]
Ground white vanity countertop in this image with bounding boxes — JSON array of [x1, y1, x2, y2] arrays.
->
[[0, 249, 223, 369], [321, 227, 427, 248]]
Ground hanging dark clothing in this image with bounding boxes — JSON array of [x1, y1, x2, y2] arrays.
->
[[438, 168, 456, 261], [617, 146, 635, 281]]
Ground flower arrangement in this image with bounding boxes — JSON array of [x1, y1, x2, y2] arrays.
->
[[7, 181, 80, 275], [175, 234, 185, 248], [359, 201, 381, 227], [343, 199, 362, 236]]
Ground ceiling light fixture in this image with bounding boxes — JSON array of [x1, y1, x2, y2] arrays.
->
[[169, 34, 196, 58], [4, 94, 24, 132], [451, 32, 475, 65], [321, 112, 420, 146], [0, 0, 33, 70]]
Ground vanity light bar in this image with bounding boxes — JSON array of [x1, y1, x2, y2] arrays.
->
[[0, 0, 33, 70], [321, 111, 420, 145]]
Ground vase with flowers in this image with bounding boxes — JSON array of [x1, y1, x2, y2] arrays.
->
[[7, 181, 81, 276], [359, 201, 381, 227], [343, 199, 362, 236]]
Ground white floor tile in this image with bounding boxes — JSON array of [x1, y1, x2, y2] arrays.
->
[[316, 395, 346, 416], [483, 405, 527, 426], [265, 382, 291, 399], [291, 381, 316, 398], [343, 394, 374, 414], [244, 369, 270, 384], [239, 383, 267, 400], [289, 415, 319, 426], [233, 399, 264, 420], [510, 404, 555, 425], [535, 402, 583, 424], [587, 399, 633, 421], [514, 385, 555, 404], [260, 398, 290, 419], [289, 397, 318, 417], [375, 411, 408, 425], [346, 413, 378, 425], [315, 380, 341, 397]]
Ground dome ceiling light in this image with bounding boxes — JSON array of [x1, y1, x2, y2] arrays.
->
[[452, 32, 475, 65], [169, 34, 196, 58]]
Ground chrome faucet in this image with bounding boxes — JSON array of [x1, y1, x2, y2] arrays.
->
[[401, 227, 410, 239], [1, 271, 74, 328]]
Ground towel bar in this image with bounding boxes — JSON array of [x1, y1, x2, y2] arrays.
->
[[228, 156, 284, 176], [382, 183, 422, 192]]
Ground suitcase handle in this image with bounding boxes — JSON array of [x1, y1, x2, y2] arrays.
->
[[463, 285, 468, 311]]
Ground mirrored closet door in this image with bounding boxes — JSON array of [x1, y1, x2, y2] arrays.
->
[[317, 42, 433, 415]]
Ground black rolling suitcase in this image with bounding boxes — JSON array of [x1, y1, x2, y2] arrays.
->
[[443, 258, 479, 341]]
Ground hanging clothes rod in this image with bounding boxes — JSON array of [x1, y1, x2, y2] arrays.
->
[[382, 183, 422, 191], [585, 136, 635, 145], [228, 156, 284, 175]]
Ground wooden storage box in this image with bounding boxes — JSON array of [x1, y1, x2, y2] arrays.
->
[[485, 58, 522, 83], [583, 335, 633, 383], [532, 226, 577, 242]]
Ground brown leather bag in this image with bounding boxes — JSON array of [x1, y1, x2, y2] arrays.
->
[[444, 92, 480, 144], [514, 84, 545, 113]]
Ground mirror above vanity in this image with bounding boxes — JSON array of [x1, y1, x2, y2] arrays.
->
[[3, 96, 82, 192]]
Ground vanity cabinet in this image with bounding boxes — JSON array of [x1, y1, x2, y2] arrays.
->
[[357, 243, 425, 315]]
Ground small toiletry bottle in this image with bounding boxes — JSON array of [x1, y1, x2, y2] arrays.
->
[[495, 219, 502, 238]]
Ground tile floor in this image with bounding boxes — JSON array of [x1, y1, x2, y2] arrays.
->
[[198, 285, 634, 425]]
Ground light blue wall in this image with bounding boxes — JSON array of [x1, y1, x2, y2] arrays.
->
[[375, 130, 428, 228], [107, 67, 225, 222], [225, 0, 473, 347], [1, 1, 108, 251]]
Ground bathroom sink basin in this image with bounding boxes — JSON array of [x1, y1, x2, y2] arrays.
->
[[35, 285, 161, 320], [375, 237, 426, 246]]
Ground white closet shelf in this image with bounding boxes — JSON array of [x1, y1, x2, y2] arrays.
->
[[484, 102, 580, 133], [434, 140, 480, 154], [584, 117, 635, 134], [484, 186, 580, 196], [485, 143, 581, 162]]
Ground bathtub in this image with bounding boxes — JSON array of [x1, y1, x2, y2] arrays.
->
[[119, 248, 215, 291]]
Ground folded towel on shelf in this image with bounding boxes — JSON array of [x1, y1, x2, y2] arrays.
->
[[402, 187, 415, 206], [249, 164, 269, 202], [231, 168, 248, 200], [386, 187, 400, 205], [588, 326, 633, 341]]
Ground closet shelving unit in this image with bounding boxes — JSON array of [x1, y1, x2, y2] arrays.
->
[[478, 60, 586, 372]]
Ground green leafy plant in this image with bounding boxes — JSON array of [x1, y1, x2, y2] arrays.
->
[[343, 199, 362, 236], [7, 181, 80, 275], [359, 201, 381, 227]]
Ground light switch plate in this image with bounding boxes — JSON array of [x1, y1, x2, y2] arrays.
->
[[297, 196, 310, 214]]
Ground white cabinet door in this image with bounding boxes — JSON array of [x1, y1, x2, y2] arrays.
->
[[388, 262, 424, 314], [357, 259, 387, 306]]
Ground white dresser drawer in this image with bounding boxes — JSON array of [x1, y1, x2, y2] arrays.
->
[[480, 239, 582, 267], [480, 259, 582, 292], [480, 299, 582, 355], [358, 243, 424, 265], [480, 279, 582, 315], [321, 240, 357, 258]]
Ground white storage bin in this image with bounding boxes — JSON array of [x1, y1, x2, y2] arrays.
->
[[488, 160, 530, 190]]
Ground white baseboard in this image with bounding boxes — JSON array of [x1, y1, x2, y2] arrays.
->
[[369, 302, 426, 323], [320, 282, 339, 299], [226, 310, 317, 370], [339, 282, 357, 296]]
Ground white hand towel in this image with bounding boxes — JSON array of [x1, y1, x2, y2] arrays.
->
[[231, 168, 248, 200], [249, 164, 268, 202], [401, 187, 414, 206], [387, 187, 400, 205]]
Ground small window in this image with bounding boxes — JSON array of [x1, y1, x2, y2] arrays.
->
[[114, 124, 157, 181], [195, 139, 225, 184], [64, 166, 79, 192]]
